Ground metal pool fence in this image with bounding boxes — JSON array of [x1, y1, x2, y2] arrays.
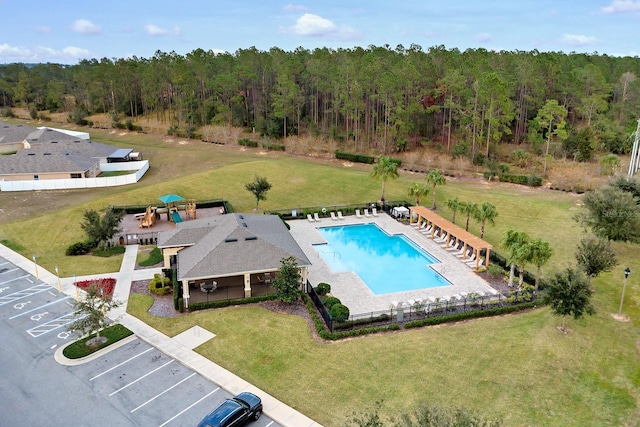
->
[[306, 282, 537, 333]]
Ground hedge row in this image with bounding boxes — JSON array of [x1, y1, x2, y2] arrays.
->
[[498, 173, 542, 187], [302, 294, 399, 340], [335, 151, 375, 164], [188, 293, 277, 311], [238, 138, 259, 147], [261, 143, 286, 151], [404, 301, 539, 329], [62, 324, 133, 359]]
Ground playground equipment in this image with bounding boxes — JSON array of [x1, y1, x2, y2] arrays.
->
[[139, 206, 156, 228], [186, 199, 197, 220], [171, 211, 183, 223]]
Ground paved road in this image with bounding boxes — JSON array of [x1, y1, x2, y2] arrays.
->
[[0, 256, 281, 426]]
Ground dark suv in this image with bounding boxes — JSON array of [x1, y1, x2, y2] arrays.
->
[[197, 392, 263, 427]]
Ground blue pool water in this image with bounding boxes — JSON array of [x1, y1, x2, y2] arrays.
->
[[313, 223, 451, 294]]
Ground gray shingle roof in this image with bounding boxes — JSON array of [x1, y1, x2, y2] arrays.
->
[[0, 124, 120, 175], [157, 214, 311, 281]]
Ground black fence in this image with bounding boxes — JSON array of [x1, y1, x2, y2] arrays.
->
[[307, 280, 537, 333], [266, 200, 411, 221], [112, 198, 230, 214]]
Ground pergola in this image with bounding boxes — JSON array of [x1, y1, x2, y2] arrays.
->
[[409, 206, 492, 270]]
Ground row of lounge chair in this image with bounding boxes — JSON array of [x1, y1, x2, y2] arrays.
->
[[307, 211, 346, 222], [412, 221, 485, 269], [355, 208, 378, 218]]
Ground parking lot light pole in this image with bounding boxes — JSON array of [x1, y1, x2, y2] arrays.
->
[[32, 254, 39, 279], [55, 265, 61, 292], [73, 274, 78, 300], [618, 268, 631, 316]]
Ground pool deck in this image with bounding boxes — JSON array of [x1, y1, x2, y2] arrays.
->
[[288, 212, 498, 315]]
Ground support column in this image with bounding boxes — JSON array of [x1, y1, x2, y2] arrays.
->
[[299, 267, 308, 291], [182, 280, 190, 309], [244, 273, 252, 298]]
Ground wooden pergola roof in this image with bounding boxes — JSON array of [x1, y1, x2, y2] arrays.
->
[[409, 206, 492, 269]]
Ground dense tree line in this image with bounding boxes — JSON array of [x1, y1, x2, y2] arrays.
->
[[1, 45, 639, 158]]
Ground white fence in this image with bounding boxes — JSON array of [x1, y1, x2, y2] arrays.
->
[[0, 161, 149, 192]]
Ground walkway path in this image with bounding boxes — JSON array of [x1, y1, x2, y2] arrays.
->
[[0, 243, 322, 427]]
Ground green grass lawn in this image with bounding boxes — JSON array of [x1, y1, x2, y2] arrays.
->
[[2, 125, 639, 426]]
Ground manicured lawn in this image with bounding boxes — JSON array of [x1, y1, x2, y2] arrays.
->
[[2, 123, 639, 426]]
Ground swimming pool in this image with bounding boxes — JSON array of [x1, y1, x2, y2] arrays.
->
[[313, 223, 451, 294]]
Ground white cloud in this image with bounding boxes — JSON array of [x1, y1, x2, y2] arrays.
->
[[71, 19, 101, 35], [282, 13, 360, 40], [283, 4, 307, 13], [474, 33, 492, 43], [145, 24, 182, 37], [601, 0, 640, 13], [0, 43, 91, 63], [562, 34, 597, 46]]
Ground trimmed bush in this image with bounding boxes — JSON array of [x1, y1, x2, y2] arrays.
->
[[316, 282, 331, 296], [498, 173, 542, 187], [148, 273, 171, 295], [188, 294, 277, 311], [335, 151, 375, 164], [66, 241, 93, 256], [238, 138, 259, 147], [63, 324, 133, 359], [323, 296, 341, 309], [178, 298, 184, 313], [330, 303, 350, 322]]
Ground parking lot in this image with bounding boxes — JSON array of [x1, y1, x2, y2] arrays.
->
[[0, 256, 280, 426]]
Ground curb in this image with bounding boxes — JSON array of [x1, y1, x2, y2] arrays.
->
[[54, 334, 138, 366]]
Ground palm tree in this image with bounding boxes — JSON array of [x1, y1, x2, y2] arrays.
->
[[526, 238, 554, 291], [446, 197, 461, 224], [473, 202, 498, 239], [500, 229, 530, 288], [460, 202, 478, 232], [370, 156, 399, 202], [425, 169, 446, 210], [407, 183, 429, 206]]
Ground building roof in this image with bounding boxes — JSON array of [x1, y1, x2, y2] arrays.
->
[[0, 123, 32, 145], [0, 124, 121, 175], [157, 213, 312, 281]]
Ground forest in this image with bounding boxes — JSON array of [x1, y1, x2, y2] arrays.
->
[[1, 44, 639, 162]]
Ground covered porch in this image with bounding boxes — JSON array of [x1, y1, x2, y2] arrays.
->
[[182, 271, 278, 306], [409, 206, 492, 270]]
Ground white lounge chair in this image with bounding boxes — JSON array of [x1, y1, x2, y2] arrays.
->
[[307, 214, 315, 222], [337, 211, 345, 220], [355, 209, 363, 218], [372, 208, 379, 216], [314, 212, 321, 221], [330, 211, 338, 221], [365, 209, 372, 217]]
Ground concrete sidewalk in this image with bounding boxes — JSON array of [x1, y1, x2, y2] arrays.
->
[[0, 243, 322, 427]]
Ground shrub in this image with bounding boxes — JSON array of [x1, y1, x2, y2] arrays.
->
[[498, 173, 542, 187], [330, 303, 350, 322], [75, 277, 116, 299], [316, 282, 331, 295], [93, 246, 126, 257], [238, 138, 259, 147], [178, 298, 184, 313], [487, 263, 506, 279], [62, 324, 133, 359], [148, 273, 171, 295], [66, 241, 93, 256], [139, 247, 163, 266], [335, 151, 375, 164], [323, 296, 341, 309]]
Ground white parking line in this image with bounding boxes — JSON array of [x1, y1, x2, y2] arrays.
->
[[157, 387, 220, 427], [130, 372, 196, 413], [109, 359, 174, 396], [0, 274, 31, 286], [0, 267, 19, 275], [9, 297, 72, 319], [90, 347, 154, 381]]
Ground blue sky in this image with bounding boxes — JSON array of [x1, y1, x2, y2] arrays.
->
[[1, 0, 639, 64]]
